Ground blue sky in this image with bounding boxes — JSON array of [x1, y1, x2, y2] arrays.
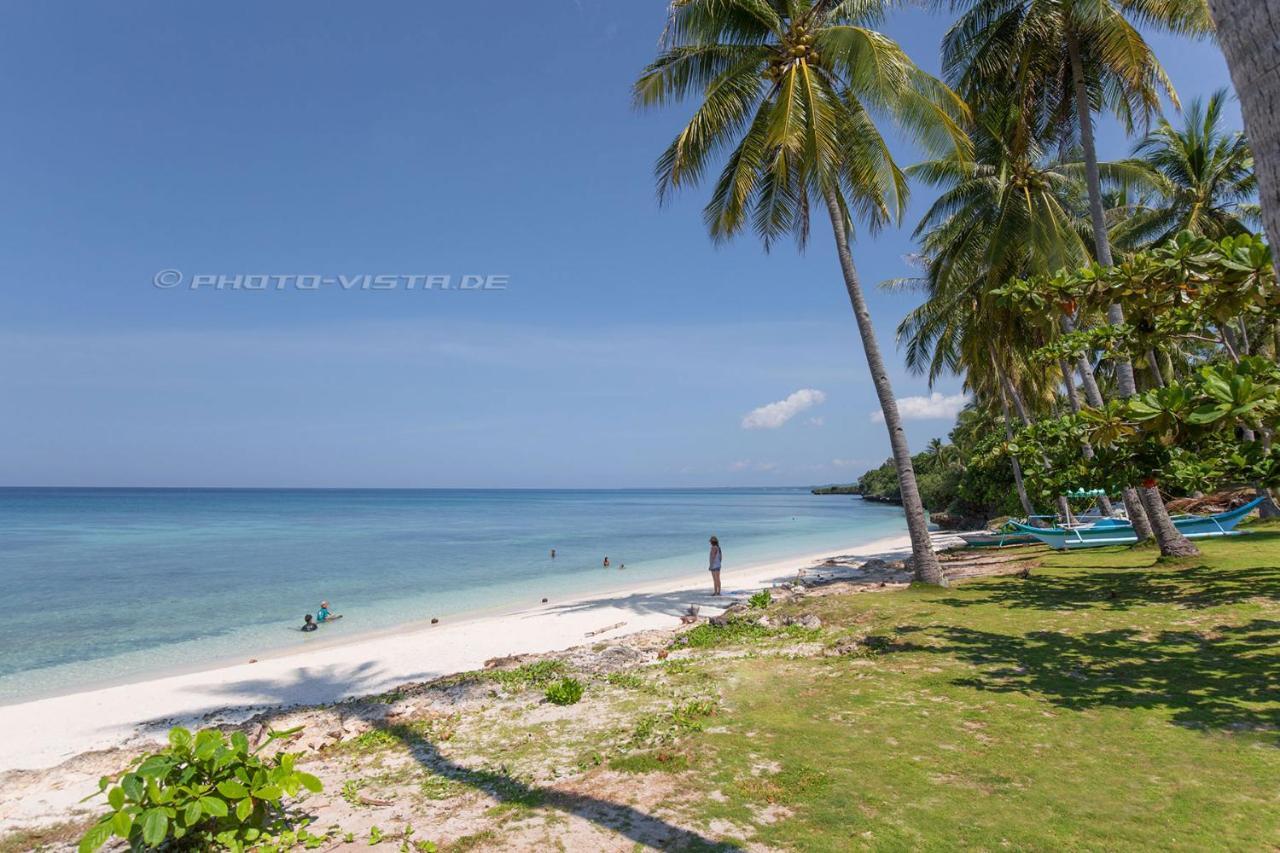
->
[[0, 2, 1239, 488]]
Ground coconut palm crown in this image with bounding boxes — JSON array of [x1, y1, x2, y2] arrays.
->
[[634, 0, 970, 249], [1110, 89, 1260, 249]]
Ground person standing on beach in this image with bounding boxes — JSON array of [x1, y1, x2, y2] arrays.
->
[[708, 536, 722, 596]]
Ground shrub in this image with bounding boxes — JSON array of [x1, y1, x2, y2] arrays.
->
[[79, 726, 321, 853], [543, 677, 584, 706], [748, 589, 772, 609]]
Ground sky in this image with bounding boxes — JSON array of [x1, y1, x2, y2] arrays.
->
[[0, 2, 1241, 488]]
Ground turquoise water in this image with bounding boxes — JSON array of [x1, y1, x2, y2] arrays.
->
[[0, 488, 905, 703]]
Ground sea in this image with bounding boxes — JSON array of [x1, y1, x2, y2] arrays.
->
[[0, 487, 906, 704]]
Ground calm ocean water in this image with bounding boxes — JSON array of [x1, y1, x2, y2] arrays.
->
[[0, 488, 905, 703]]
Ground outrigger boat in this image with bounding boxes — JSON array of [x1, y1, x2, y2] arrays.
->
[[959, 515, 1059, 548], [1008, 497, 1265, 550]]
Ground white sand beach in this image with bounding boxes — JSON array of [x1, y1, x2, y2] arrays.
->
[[0, 533, 922, 774]]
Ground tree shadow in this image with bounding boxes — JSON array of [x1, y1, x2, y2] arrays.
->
[[899, 620, 1280, 737], [124, 661, 439, 740], [933, 561, 1280, 612], [369, 717, 742, 851]]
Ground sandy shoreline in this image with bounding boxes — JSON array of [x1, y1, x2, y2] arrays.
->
[[0, 533, 916, 773]]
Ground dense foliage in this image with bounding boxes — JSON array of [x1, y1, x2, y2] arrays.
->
[[998, 233, 1280, 501], [80, 726, 321, 853], [855, 408, 1021, 525]]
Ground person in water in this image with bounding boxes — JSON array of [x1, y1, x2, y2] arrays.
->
[[602, 556, 610, 567], [301, 614, 318, 632], [317, 601, 343, 623], [550, 548, 556, 558], [708, 536, 722, 596]]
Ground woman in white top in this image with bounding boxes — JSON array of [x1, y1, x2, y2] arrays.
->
[[708, 536, 722, 596]]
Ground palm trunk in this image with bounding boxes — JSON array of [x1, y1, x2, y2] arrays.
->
[[1067, 31, 1194, 556], [1209, 0, 1280, 259], [1060, 358, 1115, 516], [998, 391, 1035, 519], [996, 359, 1073, 524], [1146, 351, 1165, 388], [823, 188, 943, 585], [1138, 483, 1201, 557]]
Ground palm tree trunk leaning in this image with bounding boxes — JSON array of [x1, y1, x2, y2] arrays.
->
[[824, 189, 945, 586], [998, 391, 1036, 519], [1059, 357, 1116, 517], [1209, 0, 1280, 523], [1209, 0, 1280, 255], [995, 359, 1074, 524], [1066, 29, 1199, 557]]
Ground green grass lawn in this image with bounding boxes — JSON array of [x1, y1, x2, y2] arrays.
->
[[669, 530, 1280, 851]]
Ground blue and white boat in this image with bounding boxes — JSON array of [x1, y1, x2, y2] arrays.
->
[[1008, 497, 1265, 550]]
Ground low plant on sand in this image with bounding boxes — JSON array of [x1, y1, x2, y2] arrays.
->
[[79, 725, 321, 852], [749, 589, 773, 609], [544, 677, 584, 706]]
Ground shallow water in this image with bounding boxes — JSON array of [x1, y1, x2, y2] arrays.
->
[[0, 487, 905, 703]]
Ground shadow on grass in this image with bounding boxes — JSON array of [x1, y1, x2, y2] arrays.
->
[[934, 559, 1280, 612], [371, 719, 741, 851], [899, 619, 1280, 736]]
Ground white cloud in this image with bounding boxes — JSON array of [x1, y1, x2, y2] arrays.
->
[[871, 392, 968, 423], [742, 389, 827, 430], [830, 458, 859, 468], [806, 416, 825, 427]]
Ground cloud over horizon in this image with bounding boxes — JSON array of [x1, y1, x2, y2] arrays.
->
[[871, 392, 968, 423], [742, 388, 827, 430]]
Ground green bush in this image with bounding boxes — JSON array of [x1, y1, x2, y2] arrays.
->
[[79, 726, 321, 853], [748, 589, 772, 609], [543, 677, 584, 706]]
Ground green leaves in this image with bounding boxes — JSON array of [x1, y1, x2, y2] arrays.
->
[[141, 809, 168, 846], [80, 725, 322, 852], [77, 820, 113, 853], [217, 779, 249, 799]]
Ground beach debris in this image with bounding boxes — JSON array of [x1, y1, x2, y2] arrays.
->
[[657, 649, 669, 660], [484, 654, 526, 669], [861, 557, 890, 572], [431, 617, 439, 624], [248, 658, 258, 663], [542, 597, 549, 603], [584, 621, 627, 638]]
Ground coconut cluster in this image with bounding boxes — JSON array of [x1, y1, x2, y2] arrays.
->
[[766, 25, 820, 81]]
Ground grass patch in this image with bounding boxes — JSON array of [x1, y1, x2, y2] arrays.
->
[[487, 660, 568, 691], [605, 672, 648, 691], [609, 749, 691, 774], [631, 699, 719, 746], [679, 532, 1280, 849]]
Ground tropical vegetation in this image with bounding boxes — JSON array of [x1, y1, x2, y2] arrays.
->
[[633, 0, 1280, 576]]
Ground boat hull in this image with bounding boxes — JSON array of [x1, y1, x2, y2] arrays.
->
[[1010, 498, 1264, 550]]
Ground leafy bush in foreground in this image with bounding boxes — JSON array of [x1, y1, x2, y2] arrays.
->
[[544, 677, 584, 706], [748, 589, 772, 609], [79, 725, 321, 852]]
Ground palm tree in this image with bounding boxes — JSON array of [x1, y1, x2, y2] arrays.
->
[[1208, 0, 1280, 254], [942, 0, 1211, 557], [892, 107, 1110, 520], [1110, 90, 1259, 249], [634, 0, 970, 584]]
